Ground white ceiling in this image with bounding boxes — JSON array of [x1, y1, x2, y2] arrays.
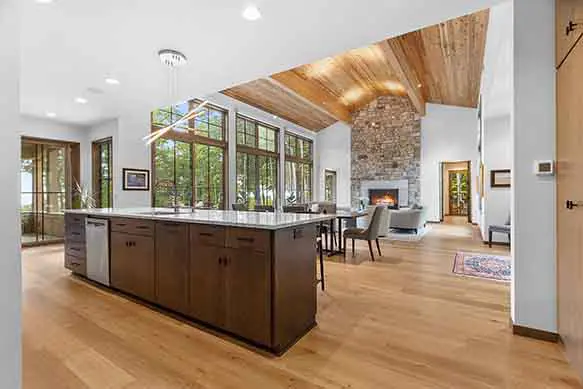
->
[[21, 0, 505, 126]]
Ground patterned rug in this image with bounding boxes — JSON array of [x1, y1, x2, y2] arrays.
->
[[452, 252, 511, 282]]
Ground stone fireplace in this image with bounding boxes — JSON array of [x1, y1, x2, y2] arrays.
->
[[351, 95, 421, 208], [360, 179, 409, 208], [369, 189, 399, 209]]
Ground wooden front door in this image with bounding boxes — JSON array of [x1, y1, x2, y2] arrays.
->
[[557, 6, 583, 377]]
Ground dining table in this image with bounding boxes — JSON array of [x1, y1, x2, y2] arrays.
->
[[324, 209, 368, 256]]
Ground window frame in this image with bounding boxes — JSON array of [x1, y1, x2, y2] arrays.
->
[[151, 100, 228, 209], [92, 137, 113, 208], [284, 131, 314, 205], [235, 114, 280, 208], [324, 169, 337, 203]]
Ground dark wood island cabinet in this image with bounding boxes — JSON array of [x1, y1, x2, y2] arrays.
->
[[64, 208, 332, 354]]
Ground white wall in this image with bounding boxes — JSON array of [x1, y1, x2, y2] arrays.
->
[[421, 103, 479, 222], [316, 122, 351, 208], [482, 115, 512, 241], [479, 1, 513, 242], [20, 115, 89, 186], [0, 0, 21, 387], [512, 0, 556, 333]]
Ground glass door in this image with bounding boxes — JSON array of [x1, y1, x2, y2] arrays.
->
[[21, 140, 70, 245], [448, 169, 469, 216]]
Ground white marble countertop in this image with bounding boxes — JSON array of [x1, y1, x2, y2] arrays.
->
[[65, 207, 335, 230]]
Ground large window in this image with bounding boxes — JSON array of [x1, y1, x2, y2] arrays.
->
[[92, 137, 113, 208], [235, 115, 278, 208], [284, 133, 313, 205], [152, 101, 227, 209]]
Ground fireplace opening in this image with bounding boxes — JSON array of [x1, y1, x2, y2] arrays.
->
[[369, 189, 399, 209]]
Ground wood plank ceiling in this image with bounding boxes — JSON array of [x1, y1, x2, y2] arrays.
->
[[221, 10, 489, 131]]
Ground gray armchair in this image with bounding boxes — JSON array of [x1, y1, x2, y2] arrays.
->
[[389, 207, 426, 233], [343, 205, 387, 261]]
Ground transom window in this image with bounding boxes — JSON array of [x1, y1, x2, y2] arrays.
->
[[236, 115, 278, 153]]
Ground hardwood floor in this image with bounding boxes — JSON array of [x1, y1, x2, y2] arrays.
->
[[22, 223, 581, 388]]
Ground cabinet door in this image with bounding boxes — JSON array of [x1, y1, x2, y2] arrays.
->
[[224, 248, 271, 346], [110, 232, 155, 302], [156, 222, 189, 314], [189, 245, 224, 327]]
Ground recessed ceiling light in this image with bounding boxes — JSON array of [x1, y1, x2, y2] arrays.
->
[[75, 97, 88, 104], [272, 115, 278, 120], [242, 5, 261, 21], [105, 77, 120, 85], [46, 112, 56, 118], [417, 83, 423, 88], [36, 0, 54, 4]]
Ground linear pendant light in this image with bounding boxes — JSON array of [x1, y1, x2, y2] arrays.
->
[[144, 49, 210, 145]]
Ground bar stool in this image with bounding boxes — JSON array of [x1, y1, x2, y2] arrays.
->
[[316, 236, 325, 290]]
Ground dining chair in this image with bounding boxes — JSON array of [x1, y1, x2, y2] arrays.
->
[[254, 205, 274, 212], [343, 205, 387, 262]]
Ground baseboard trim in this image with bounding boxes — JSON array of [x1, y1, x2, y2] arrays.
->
[[482, 240, 511, 247], [513, 324, 559, 343], [426, 220, 441, 224]]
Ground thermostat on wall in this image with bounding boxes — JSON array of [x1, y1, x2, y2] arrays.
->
[[535, 160, 555, 176]]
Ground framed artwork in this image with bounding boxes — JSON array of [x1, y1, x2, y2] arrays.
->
[[122, 168, 150, 191], [491, 169, 511, 188]]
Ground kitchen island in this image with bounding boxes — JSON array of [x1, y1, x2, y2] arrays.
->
[[64, 208, 333, 354]]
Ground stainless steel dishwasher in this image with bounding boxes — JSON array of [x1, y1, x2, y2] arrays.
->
[[85, 218, 110, 286]]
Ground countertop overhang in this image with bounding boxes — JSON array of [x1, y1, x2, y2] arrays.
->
[[65, 208, 335, 230]]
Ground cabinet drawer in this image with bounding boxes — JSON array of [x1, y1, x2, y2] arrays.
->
[[65, 223, 86, 242], [65, 213, 86, 226], [190, 224, 226, 247], [65, 241, 86, 258], [110, 218, 154, 236], [226, 228, 270, 252], [65, 254, 86, 276]]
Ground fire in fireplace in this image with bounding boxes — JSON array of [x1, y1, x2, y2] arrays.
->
[[369, 189, 399, 209]]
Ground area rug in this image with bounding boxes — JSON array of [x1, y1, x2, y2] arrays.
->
[[382, 225, 431, 242], [452, 252, 511, 282]]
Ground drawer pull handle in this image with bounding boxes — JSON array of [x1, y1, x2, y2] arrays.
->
[[199, 232, 213, 237], [236, 237, 254, 243], [72, 232, 81, 236], [116, 223, 127, 227], [136, 226, 150, 229], [70, 247, 80, 252], [163, 223, 180, 227]]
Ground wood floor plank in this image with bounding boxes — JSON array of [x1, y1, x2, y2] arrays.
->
[[22, 222, 581, 388]]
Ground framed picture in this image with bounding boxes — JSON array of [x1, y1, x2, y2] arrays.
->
[[491, 169, 511, 188], [122, 168, 150, 191]]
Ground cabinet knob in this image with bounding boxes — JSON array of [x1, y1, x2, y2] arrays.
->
[[218, 257, 223, 265]]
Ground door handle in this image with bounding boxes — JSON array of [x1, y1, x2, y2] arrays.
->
[[566, 200, 582, 210]]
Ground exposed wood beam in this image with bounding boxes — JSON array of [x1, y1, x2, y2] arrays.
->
[[379, 39, 426, 116], [269, 72, 352, 122]]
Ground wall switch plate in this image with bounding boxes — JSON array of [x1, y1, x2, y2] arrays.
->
[[535, 160, 555, 176]]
